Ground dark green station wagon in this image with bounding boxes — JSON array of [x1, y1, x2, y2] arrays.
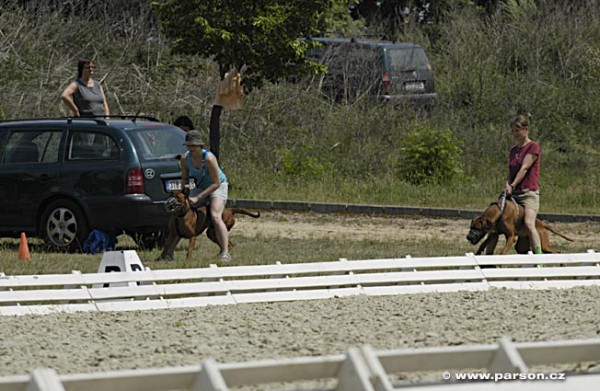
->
[[0, 116, 188, 251], [305, 37, 438, 106]]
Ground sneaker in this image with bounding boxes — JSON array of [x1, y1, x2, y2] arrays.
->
[[219, 252, 231, 262]]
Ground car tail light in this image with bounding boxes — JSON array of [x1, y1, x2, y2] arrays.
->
[[382, 71, 391, 94], [126, 167, 145, 194]]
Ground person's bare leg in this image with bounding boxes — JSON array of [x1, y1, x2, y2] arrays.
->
[[210, 198, 229, 258], [524, 207, 542, 254]]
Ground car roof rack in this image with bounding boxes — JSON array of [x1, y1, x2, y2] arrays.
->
[[65, 115, 161, 123], [0, 115, 160, 125], [0, 117, 105, 124], [97, 115, 160, 122], [0, 117, 107, 126]]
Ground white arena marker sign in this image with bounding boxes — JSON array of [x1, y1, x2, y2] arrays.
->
[[94, 250, 145, 288]]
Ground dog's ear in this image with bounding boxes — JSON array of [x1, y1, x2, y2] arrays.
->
[[471, 216, 484, 228]]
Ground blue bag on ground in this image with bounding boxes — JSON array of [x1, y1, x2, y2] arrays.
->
[[83, 229, 117, 254]]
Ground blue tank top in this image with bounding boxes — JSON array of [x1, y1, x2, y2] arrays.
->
[[185, 150, 226, 190]]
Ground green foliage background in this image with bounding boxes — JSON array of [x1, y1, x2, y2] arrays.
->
[[151, 0, 330, 86], [0, 0, 599, 214]]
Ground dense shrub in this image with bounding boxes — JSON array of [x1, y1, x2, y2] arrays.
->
[[398, 124, 464, 185]]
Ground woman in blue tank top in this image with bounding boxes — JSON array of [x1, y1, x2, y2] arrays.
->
[[181, 130, 231, 261]]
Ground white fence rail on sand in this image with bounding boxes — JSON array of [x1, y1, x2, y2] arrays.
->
[[0, 337, 599, 390], [1, 250, 599, 316]]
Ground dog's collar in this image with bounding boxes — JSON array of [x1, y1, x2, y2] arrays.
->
[[177, 205, 192, 216], [174, 204, 197, 238], [176, 194, 196, 216]]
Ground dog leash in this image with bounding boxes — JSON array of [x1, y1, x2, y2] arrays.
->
[[498, 191, 507, 213], [500, 191, 522, 225]]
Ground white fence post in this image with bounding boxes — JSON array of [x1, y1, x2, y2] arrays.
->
[[335, 345, 395, 391], [489, 337, 529, 373], [26, 368, 64, 391], [193, 359, 228, 391], [335, 347, 375, 391], [360, 345, 394, 391]]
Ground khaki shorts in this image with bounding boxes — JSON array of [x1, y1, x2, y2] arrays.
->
[[512, 189, 540, 213]]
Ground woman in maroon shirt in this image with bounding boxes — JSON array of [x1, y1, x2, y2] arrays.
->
[[505, 114, 542, 254]]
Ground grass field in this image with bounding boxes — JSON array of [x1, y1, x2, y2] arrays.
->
[[2, 211, 599, 276], [0, 234, 441, 276]]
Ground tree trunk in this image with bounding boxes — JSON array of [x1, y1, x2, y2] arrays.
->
[[209, 104, 222, 160]]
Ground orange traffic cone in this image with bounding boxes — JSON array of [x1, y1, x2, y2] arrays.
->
[[18, 232, 31, 261]]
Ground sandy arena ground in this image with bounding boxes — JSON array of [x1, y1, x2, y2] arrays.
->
[[232, 211, 600, 249], [1, 212, 599, 385]]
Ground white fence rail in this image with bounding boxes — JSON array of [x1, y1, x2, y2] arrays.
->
[[1, 250, 599, 316], [0, 337, 599, 390]]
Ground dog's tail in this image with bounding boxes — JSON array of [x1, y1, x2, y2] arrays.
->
[[542, 222, 575, 242], [229, 209, 261, 218]]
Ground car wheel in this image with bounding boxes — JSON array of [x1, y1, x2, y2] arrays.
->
[[40, 199, 89, 252]]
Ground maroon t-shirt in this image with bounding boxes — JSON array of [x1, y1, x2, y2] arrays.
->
[[508, 141, 541, 191]]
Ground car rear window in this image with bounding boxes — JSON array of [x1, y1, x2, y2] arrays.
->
[[387, 47, 430, 71], [128, 125, 187, 161]]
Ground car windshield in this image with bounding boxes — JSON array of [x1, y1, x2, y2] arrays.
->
[[128, 125, 187, 161], [387, 47, 429, 71]]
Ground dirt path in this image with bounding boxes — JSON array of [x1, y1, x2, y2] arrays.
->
[[233, 210, 600, 249]]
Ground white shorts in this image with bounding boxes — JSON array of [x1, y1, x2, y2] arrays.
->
[[191, 182, 228, 205]]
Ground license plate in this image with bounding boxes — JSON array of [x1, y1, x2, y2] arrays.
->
[[165, 179, 195, 191], [404, 81, 425, 91]]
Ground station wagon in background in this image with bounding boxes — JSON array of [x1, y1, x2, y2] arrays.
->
[[305, 37, 438, 106], [0, 116, 190, 251]]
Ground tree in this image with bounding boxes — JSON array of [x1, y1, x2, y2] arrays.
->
[[152, 0, 335, 159]]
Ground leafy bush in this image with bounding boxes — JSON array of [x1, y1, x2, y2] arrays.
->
[[398, 123, 464, 185]]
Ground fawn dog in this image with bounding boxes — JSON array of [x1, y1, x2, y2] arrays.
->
[[159, 190, 260, 260], [467, 198, 574, 255]]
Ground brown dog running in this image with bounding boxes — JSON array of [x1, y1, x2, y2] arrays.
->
[[159, 191, 260, 260], [466, 198, 574, 255]]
